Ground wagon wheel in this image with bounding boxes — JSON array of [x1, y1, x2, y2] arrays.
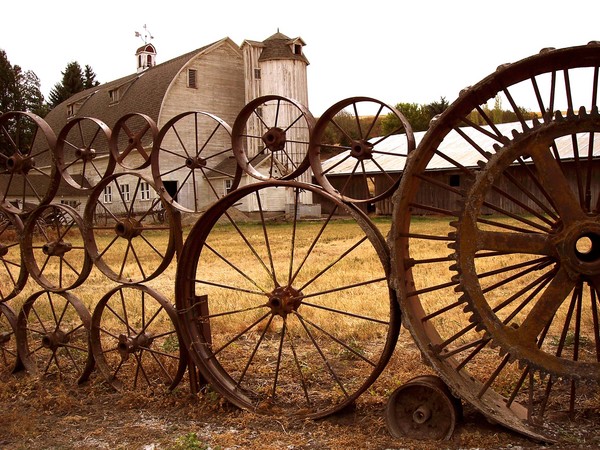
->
[[110, 113, 158, 170], [0, 303, 24, 375], [0, 209, 27, 302], [390, 42, 600, 441], [232, 95, 314, 182], [0, 111, 60, 215], [83, 173, 180, 283], [16, 290, 94, 383], [309, 97, 415, 203], [90, 284, 187, 392], [22, 204, 91, 291], [55, 117, 116, 190], [151, 111, 242, 213], [176, 180, 400, 418]]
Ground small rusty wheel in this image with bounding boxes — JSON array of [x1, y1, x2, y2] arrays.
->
[[176, 180, 400, 418], [309, 97, 415, 203], [0, 210, 27, 302], [110, 112, 158, 170], [151, 111, 242, 213], [90, 284, 187, 392], [0, 111, 60, 215], [385, 375, 462, 441], [22, 204, 91, 291], [55, 116, 115, 191], [83, 173, 180, 284], [0, 303, 24, 375], [16, 290, 93, 383], [390, 42, 600, 441], [232, 95, 314, 182]]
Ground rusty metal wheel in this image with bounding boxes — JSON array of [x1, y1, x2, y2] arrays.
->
[[90, 284, 187, 392], [0, 303, 24, 375], [385, 375, 462, 441], [22, 204, 91, 291], [55, 116, 115, 191], [151, 111, 242, 213], [390, 42, 600, 441], [176, 180, 400, 418], [0, 210, 27, 302], [110, 113, 158, 170], [0, 111, 60, 215], [16, 290, 93, 383], [83, 173, 180, 284], [232, 95, 314, 182], [309, 97, 415, 203]]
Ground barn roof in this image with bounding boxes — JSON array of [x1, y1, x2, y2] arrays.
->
[[44, 37, 238, 135], [321, 121, 600, 175]]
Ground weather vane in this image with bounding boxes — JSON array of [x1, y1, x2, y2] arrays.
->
[[134, 24, 154, 44]]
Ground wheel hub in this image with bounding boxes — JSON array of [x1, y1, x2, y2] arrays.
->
[[42, 240, 72, 257], [118, 332, 154, 358], [0, 244, 8, 258], [74, 147, 96, 161], [114, 218, 144, 240], [185, 156, 206, 169], [349, 140, 374, 160], [6, 154, 35, 174], [267, 285, 303, 317], [556, 220, 600, 278], [262, 127, 286, 152], [0, 331, 11, 345], [41, 329, 69, 350]]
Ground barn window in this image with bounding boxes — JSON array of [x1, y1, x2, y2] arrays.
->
[[120, 183, 130, 201], [294, 44, 302, 55], [109, 89, 120, 103], [60, 199, 79, 208], [140, 182, 151, 200], [224, 179, 233, 195], [188, 69, 197, 88], [449, 174, 461, 187], [254, 68, 261, 79], [103, 186, 112, 203]]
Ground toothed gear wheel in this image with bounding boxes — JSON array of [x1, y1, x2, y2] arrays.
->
[[390, 42, 600, 442], [454, 110, 600, 380]]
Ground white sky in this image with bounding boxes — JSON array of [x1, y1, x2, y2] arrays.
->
[[1, 0, 599, 116]]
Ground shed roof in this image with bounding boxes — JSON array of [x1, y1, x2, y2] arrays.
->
[[321, 121, 600, 175]]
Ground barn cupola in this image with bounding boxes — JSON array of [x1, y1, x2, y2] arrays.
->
[[135, 43, 157, 73]]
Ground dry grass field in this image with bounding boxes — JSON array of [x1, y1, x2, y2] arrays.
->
[[1, 215, 599, 449]]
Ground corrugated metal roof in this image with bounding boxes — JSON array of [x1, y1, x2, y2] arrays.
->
[[321, 121, 600, 175]]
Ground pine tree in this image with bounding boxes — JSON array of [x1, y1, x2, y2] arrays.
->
[[83, 65, 99, 89], [48, 61, 87, 107]]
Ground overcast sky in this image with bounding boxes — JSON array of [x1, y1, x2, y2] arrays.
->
[[1, 0, 599, 116]]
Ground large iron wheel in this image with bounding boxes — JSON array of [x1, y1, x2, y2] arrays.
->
[[151, 111, 242, 213], [83, 173, 180, 283], [0, 210, 27, 302], [176, 180, 400, 418], [90, 284, 187, 392], [0, 111, 60, 215], [390, 42, 600, 441], [110, 113, 158, 170], [55, 117, 115, 190], [16, 290, 94, 383], [22, 204, 91, 291], [309, 97, 415, 203], [232, 95, 314, 182]]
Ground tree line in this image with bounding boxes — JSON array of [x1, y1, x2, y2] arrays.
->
[[0, 49, 99, 117]]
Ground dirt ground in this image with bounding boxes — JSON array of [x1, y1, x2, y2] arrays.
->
[[0, 335, 598, 450]]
